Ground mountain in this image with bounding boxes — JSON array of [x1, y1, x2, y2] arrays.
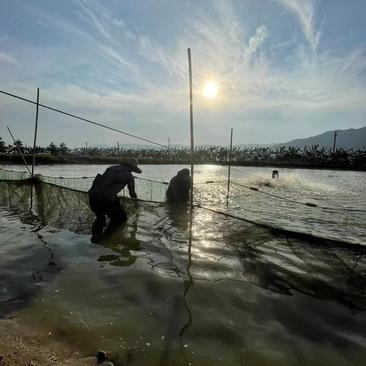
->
[[273, 126, 366, 150]]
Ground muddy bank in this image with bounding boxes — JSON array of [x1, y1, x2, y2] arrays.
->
[[0, 316, 96, 366]]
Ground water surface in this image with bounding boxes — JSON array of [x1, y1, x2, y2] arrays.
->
[[0, 176, 365, 365]]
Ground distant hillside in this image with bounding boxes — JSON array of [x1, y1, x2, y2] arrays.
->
[[273, 126, 366, 150]]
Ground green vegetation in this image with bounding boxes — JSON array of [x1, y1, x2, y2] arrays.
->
[[0, 137, 365, 169]]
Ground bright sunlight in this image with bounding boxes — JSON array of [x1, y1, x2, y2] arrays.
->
[[203, 81, 218, 99]]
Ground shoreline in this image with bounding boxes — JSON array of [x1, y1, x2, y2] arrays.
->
[[0, 316, 96, 366], [1, 154, 365, 172]]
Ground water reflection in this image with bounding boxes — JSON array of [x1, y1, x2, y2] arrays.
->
[[92, 203, 141, 268], [179, 204, 194, 345], [1, 180, 366, 365], [0, 180, 365, 311]]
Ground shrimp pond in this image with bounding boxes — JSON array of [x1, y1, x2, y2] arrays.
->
[[0, 164, 365, 365]]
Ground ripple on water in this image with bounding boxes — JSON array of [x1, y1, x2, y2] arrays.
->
[[0, 177, 365, 365]]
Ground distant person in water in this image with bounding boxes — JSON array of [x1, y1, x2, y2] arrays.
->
[[272, 170, 279, 179], [88, 158, 141, 230], [166, 168, 192, 203]]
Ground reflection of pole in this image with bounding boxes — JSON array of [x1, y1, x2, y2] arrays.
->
[[187, 48, 194, 207], [226, 128, 233, 205], [332, 130, 337, 153], [179, 205, 193, 346], [7, 126, 31, 174], [31, 88, 40, 180]]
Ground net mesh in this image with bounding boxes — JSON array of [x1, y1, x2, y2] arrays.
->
[[0, 179, 364, 300], [0, 167, 365, 245], [0, 168, 168, 201], [0, 168, 31, 181]]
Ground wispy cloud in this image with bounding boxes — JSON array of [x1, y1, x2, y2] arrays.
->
[[1, 0, 365, 145], [0, 52, 21, 67], [275, 0, 321, 52]]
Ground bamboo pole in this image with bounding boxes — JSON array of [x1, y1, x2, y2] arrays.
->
[[7, 126, 31, 174], [226, 128, 233, 205], [332, 130, 337, 153], [31, 88, 40, 179], [187, 48, 194, 207]]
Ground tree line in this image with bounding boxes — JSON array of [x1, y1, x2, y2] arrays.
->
[[0, 136, 365, 168]]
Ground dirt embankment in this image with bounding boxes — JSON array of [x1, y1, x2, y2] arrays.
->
[[0, 317, 97, 366]]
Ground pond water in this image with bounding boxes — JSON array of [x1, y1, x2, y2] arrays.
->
[[0, 164, 365, 365]]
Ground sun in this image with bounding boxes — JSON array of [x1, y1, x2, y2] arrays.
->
[[203, 81, 218, 99]]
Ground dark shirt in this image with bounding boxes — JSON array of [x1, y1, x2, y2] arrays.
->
[[166, 173, 191, 203], [89, 165, 137, 200]]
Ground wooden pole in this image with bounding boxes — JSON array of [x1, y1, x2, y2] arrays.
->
[[7, 126, 31, 174], [31, 88, 39, 179], [117, 141, 120, 161], [187, 48, 194, 206], [332, 130, 337, 153], [226, 128, 233, 205]]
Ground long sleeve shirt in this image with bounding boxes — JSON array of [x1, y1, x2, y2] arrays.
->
[[89, 165, 137, 200]]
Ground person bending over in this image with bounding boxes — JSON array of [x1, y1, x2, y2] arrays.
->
[[89, 158, 141, 228], [166, 168, 192, 203]]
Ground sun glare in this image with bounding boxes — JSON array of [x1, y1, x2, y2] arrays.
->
[[203, 81, 218, 99]]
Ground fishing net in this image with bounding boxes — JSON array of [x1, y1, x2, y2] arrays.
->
[[0, 179, 365, 311], [0, 167, 365, 245], [0, 167, 168, 201], [0, 167, 31, 181]]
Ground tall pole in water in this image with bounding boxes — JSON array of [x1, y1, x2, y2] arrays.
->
[[332, 130, 337, 153], [226, 128, 233, 205], [31, 88, 40, 179], [187, 48, 194, 207]]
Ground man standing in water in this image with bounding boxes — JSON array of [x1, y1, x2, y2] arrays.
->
[[88, 158, 141, 231], [272, 170, 279, 179], [166, 168, 192, 203]]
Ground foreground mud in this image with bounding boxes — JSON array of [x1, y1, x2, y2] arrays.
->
[[0, 317, 96, 366]]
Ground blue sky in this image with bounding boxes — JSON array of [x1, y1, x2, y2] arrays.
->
[[0, 0, 365, 147]]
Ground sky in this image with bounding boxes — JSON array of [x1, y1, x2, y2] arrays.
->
[[0, 0, 365, 148]]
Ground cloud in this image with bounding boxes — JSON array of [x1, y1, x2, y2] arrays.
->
[[244, 25, 269, 60], [1, 0, 366, 145], [0, 52, 21, 67], [0, 34, 9, 44], [275, 0, 321, 52]]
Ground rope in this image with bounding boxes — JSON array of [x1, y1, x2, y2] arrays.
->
[[1, 167, 365, 212], [36, 173, 169, 185], [230, 180, 366, 213], [231, 166, 263, 179], [0, 89, 171, 150], [11, 178, 363, 248]]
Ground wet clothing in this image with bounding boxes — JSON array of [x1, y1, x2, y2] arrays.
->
[[166, 169, 192, 203], [89, 165, 137, 223]]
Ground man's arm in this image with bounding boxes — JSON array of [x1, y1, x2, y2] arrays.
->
[[127, 173, 137, 199]]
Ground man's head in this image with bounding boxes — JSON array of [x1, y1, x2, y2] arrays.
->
[[120, 158, 142, 174], [177, 168, 190, 177]]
